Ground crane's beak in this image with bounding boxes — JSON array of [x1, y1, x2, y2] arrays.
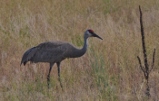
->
[[92, 33, 103, 40]]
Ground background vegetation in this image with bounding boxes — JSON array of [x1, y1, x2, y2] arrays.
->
[[0, 0, 159, 100]]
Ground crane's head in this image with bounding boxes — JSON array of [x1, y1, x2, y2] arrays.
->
[[85, 29, 103, 40]]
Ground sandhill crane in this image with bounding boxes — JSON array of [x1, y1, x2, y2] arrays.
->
[[21, 29, 102, 89]]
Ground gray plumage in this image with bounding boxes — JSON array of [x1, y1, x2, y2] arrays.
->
[[21, 29, 102, 89]]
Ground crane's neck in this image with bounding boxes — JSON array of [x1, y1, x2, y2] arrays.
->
[[81, 37, 88, 55], [69, 37, 88, 58]]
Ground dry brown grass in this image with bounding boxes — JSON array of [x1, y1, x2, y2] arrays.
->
[[0, 0, 159, 100]]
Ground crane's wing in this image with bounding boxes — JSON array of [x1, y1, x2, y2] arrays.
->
[[20, 41, 69, 65]]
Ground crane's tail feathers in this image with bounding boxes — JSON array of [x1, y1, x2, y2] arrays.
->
[[20, 47, 37, 66], [20, 61, 27, 66]]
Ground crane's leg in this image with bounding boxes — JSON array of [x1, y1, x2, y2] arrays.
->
[[57, 62, 63, 90], [47, 63, 54, 89]]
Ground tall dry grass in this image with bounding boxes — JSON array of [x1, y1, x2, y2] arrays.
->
[[0, 0, 159, 100]]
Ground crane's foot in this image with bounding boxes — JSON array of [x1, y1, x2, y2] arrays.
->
[[47, 82, 50, 89], [47, 75, 50, 89], [58, 77, 64, 91]]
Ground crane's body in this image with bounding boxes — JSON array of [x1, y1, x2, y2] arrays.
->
[[21, 29, 102, 89], [21, 41, 87, 64]]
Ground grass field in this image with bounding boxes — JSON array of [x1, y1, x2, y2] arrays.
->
[[0, 0, 159, 100]]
